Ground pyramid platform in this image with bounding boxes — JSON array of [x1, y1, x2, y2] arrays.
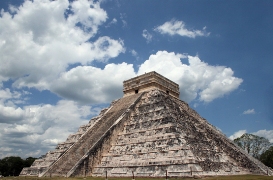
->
[[20, 71, 273, 177]]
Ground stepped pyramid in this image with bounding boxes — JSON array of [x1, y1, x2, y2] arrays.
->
[[20, 71, 273, 177]]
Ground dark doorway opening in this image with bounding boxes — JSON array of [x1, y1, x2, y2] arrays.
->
[[166, 90, 169, 95], [135, 89, 139, 94]]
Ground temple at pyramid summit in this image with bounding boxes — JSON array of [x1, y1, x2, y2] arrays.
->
[[20, 71, 273, 177]]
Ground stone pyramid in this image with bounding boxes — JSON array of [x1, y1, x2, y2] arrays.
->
[[20, 71, 273, 177]]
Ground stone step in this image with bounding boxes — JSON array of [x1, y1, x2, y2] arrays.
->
[[41, 93, 142, 177]]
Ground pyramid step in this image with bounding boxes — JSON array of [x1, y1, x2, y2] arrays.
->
[[27, 72, 273, 178], [42, 93, 142, 177]]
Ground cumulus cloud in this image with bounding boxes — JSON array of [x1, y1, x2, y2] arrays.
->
[[0, 0, 127, 158], [155, 19, 210, 38], [243, 109, 256, 115], [0, 0, 244, 159], [142, 29, 153, 43], [0, 0, 125, 90], [0, 99, 97, 158], [253, 130, 273, 143], [51, 63, 136, 104], [0, 88, 30, 103], [2, 49, 242, 106], [0, 49, 244, 158], [138, 51, 243, 102], [0, 88, 13, 100], [49, 51, 242, 104]]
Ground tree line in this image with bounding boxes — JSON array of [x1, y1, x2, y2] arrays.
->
[[0, 156, 36, 176]]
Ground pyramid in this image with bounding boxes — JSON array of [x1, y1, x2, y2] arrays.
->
[[20, 71, 273, 177]]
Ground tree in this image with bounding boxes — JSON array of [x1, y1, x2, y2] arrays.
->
[[260, 146, 273, 168], [24, 157, 36, 167], [234, 133, 271, 159], [0, 156, 24, 176], [0, 156, 37, 176]]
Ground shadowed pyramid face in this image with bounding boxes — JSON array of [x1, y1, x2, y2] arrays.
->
[[20, 72, 273, 178]]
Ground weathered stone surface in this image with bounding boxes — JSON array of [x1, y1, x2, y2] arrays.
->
[[41, 93, 142, 177], [20, 72, 273, 177], [123, 71, 179, 99], [20, 109, 105, 176], [91, 89, 272, 177]]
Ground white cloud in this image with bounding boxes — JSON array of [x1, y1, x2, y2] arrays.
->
[[0, 88, 30, 110], [112, 18, 118, 24], [44, 50, 242, 104], [0, 0, 245, 159], [106, 18, 117, 27], [46, 50, 242, 104], [0, 49, 244, 158], [131, 50, 138, 57], [0, 0, 125, 90], [0, 88, 12, 100], [51, 63, 136, 104], [155, 19, 210, 38], [120, 13, 127, 27], [0, 88, 28, 102], [243, 109, 256, 115], [0, 99, 96, 158], [253, 130, 273, 143], [0, 104, 24, 124], [142, 29, 152, 43], [138, 51, 243, 102], [130, 49, 140, 60]]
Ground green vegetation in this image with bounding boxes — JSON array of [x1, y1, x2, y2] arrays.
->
[[0, 157, 36, 176], [234, 133, 271, 159], [233, 133, 273, 169], [260, 146, 273, 168], [1, 175, 273, 180]]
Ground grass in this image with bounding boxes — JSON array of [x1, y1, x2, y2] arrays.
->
[[1, 175, 273, 180]]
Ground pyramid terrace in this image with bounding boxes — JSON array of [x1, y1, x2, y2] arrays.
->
[[20, 72, 273, 178]]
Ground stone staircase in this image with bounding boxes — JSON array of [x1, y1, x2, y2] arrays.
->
[[92, 89, 273, 177], [92, 90, 202, 177], [20, 114, 101, 176], [40, 93, 142, 177]]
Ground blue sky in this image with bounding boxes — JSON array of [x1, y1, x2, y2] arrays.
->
[[0, 0, 273, 158]]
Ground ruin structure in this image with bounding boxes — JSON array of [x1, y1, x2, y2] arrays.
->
[[20, 71, 273, 177], [123, 71, 179, 98]]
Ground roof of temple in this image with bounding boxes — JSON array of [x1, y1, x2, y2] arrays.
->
[[123, 71, 180, 98]]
